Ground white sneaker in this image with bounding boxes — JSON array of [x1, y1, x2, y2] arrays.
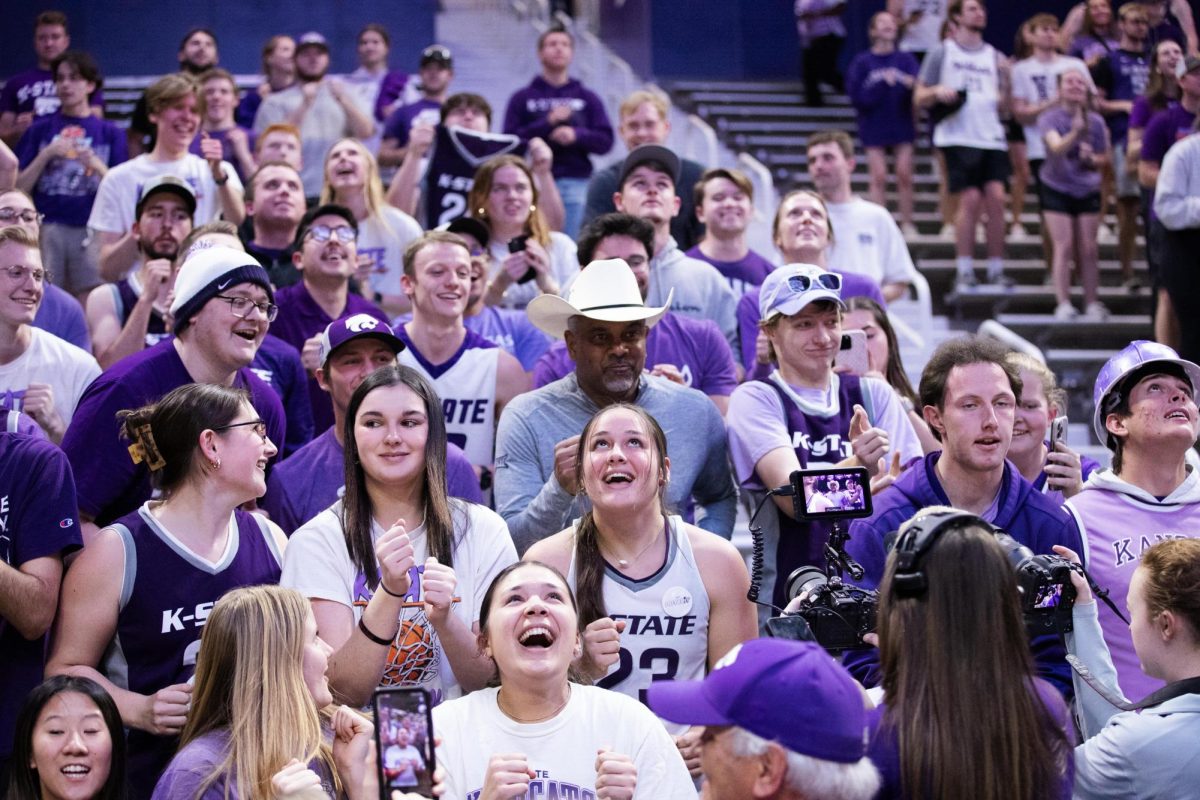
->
[[1097, 224, 1117, 244], [1082, 301, 1110, 321], [939, 223, 956, 241], [1007, 223, 1033, 242], [901, 222, 920, 239], [1054, 302, 1078, 320]]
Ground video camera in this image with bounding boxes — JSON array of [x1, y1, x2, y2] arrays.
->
[[995, 534, 1079, 634]]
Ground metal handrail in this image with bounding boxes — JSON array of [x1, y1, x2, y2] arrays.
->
[[686, 114, 720, 168], [978, 320, 1046, 361]]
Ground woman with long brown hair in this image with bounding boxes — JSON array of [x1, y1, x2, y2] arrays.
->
[[467, 155, 577, 309], [524, 403, 757, 776], [869, 508, 1074, 799]]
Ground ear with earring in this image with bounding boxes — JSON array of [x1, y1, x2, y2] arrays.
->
[[476, 208, 488, 218], [529, 204, 537, 213]]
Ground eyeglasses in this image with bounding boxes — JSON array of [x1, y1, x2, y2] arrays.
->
[[0, 208, 44, 226], [215, 294, 279, 322], [305, 224, 357, 244], [2, 264, 47, 283], [215, 419, 269, 442]]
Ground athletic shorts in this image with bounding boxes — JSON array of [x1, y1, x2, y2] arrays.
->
[[1040, 184, 1102, 216], [941, 146, 1011, 193]]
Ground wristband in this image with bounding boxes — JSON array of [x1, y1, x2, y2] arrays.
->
[[213, 169, 229, 186], [379, 577, 407, 599], [358, 615, 395, 647]]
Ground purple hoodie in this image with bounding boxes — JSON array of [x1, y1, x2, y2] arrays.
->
[[502, 76, 614, 179]]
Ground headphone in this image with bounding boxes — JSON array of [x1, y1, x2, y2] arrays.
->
[[888, 510, 998, 598]]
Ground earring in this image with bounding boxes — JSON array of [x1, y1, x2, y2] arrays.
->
[[477, 208, 487, 218], [529, 204, 537, 213]]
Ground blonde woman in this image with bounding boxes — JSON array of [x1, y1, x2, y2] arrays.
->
[[321, 138, 422, 316], [152, 585, 374, 799]]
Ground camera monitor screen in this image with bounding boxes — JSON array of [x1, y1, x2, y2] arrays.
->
[[791, 467, 873, 521]]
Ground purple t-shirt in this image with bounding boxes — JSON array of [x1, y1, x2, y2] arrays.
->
[[153, 729, 335, 799], [1037, 106, 1109, 197], [1141, 104, 1196, 165], [735, 272, 886, 375], [1069, 34, 1119, 65], [1129, 95, 1173, 133], [250, 333, 314, 457], [532, 312, 738, 397], [270, 281, 390, 433], [15, 112, 128, 226], [188, 126, 256, 181], [866, 679, 1073, 799], [374, 71, 412, 122], [61, 339, 286, 526], [0, 433, 81, 763], [502, 76, 614, 179], [382, 98, 442, 147], [684, 246, 776, 297], [0, 68, 104, 118], [845, 49, 920, 148], [33, 282, 91, 351], [262, 428, 484, 534]]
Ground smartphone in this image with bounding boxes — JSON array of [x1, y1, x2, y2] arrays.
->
[[789, 466, 874, 521], [373, 688, 436, 800], [1049, 416, 1068, 447], [508, 234, 537, 284], [834, 330, 870, 375]]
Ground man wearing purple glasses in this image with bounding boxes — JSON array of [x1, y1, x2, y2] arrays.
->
[[726, 263, 920, 623]]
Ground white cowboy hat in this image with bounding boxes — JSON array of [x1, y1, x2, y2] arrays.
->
[[526, 258, 673, 339]]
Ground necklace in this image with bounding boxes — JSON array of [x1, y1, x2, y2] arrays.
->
[[603, 518, 667, 568], [496, 684, 571, 723]]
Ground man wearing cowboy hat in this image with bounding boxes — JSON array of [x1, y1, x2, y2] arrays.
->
[[494, 257, 737, 554]]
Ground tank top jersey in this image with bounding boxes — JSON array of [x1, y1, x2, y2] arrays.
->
[[396, 327, 499, 469], [1065, 488, 1200, 700], [566, 515, 709, 735], [933, 39, 1006, 151], [103, 503, 283, 797], [109, 277, 170, 348], [422, 125, 524, 230], [760, 374, 865, 608]]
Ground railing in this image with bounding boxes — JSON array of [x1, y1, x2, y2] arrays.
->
[[977, 320, 1046, 362]]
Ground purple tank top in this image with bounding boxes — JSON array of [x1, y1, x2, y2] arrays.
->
[[760, 375, 865, 607], [107, 505, 283, 798]]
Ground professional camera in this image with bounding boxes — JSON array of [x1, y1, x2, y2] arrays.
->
[[996, 534, 1078, 634], [767, 566, 878, 651], [763, 467, 877, 651]]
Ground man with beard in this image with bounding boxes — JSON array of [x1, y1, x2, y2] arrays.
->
[[242, 161, 306, 287], [378, 46, 456, 168], [85, 177, 194, 368], [254, 32, 375, 196], [396, 231, 527, 482], [495, 257, 737, 553], [126, 28, 220, 156], [90, 73, 244, 282]]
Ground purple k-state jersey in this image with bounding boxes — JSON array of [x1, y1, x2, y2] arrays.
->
[[105, 504, 282, 798], [423, 124, 525, 230], [61, 339, 286, 527]]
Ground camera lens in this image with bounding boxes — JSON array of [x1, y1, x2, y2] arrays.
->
[[785, 566, 829, 603]]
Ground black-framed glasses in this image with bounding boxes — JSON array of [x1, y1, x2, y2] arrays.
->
[[2, 264, 47, 283], [215, 419, 268, 442], [305, 224, 357, 244], [215, 294, 279, 322], [0, 208, 44, 226]]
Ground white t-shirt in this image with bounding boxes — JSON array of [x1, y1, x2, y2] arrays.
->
[[433, 685, 696, 800], [485, 231, 579, 309], [824, 197, 918, 287], [356, 205, 424, 299], [1011, 54, 1096, 160], [86, 153, 242, 235], [0, 327, 100, 429], [280, 500, 517, 704]]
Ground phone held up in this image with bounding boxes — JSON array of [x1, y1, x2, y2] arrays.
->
[[373, 688, 436, 800], [508, 234, 537, 284]]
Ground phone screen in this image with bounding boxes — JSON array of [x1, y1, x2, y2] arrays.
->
[[373, 688, 436, 799]]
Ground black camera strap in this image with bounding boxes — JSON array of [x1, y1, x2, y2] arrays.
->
[[1068, 655, 1200, 711]]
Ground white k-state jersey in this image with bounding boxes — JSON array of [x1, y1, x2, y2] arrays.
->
[[934, 39, 1006, 151], [397, 327, 499, 469], [567, 514, 710, 735]]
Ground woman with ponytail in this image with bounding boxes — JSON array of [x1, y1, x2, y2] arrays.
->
[[524, 402, 756, 777], [47, 383, 286, 798]]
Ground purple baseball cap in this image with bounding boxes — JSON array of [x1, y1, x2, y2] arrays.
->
[[759, 263, 844, 322], [646, 639, 869, 763], [318, 314, 404, 367], [1092, 340, 1200, 443]]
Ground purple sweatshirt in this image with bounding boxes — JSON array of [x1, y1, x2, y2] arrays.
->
[[845, 50, 920, 148], [502, 76, 614, 179]]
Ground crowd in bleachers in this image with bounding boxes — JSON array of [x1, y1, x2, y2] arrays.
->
[[3, 2, 1200, 798]]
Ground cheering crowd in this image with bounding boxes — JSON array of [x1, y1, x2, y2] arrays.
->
[[3, 2, 1200, 798]]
